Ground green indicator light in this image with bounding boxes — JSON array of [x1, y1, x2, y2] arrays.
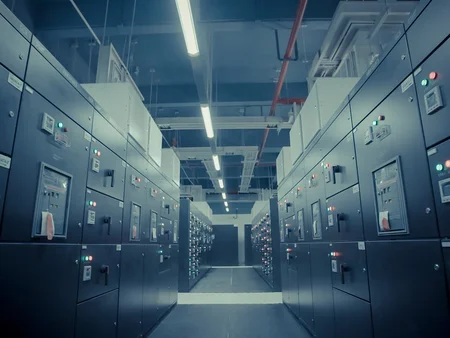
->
[[421, 79, 429, 87], [89, 201, 93, 206], [93, 149, 98, 154], [57, 122, 63, 128], [372, 121, 378, 126], [436, 164, 444, 172]]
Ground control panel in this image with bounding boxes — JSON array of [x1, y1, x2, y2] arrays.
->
[[130, 202, 141, 241], [251, 213, 274, 276], [373, 157, 408, 236], [32, 163, 72, 239], [188, 214, 214, 279]]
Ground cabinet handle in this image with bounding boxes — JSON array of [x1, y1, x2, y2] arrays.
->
[[104, 216, 112, 235], [107, 170, 115, 187], [100, 265, 110, 286], [340, 263, 348, 284], [332, 165, 341, 184], [336, 213, 343, 233]]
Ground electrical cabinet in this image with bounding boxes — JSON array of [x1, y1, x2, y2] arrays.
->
[[406, 0, 450, 69], [366, 240, 450, 338], [414, 37, 450, 147], [122, 165, 148, 243], [333, 289, 373, 338], [0, 166, 8, 227], [2, 91, 90, 243], [92, 110, 127, 160], [297, 244, 314, 333], [75, 290, 118, 338], [306, 164, 327, 241], [78, 244, 121, 302], [427, 138, 450, 237], [325, 186, 363, 241], [353, 84, 438, 240], [0, 10, 29, 79], [0, 244, 79, 337], [323, 133, 358, 198], [350, 36, 412, 127], [83, 189, 123, 244], [117, 245, 144, 338], [310, 243, 335, 338], [87, 138, 126, 201], [26, 44, 94, 132], [0, 63, 22, 156], [329, 242, 369, 301], [281, 243, 290, 305], [156, 244, 172, 318]]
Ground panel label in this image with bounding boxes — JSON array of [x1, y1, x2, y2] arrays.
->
[[25, 85, 34, 94], [82, 245, 87, 250], [401, 74, 414, 93], [328, 214, 334, 226], [160, 255, 164, 263], [358, 242, 366, 250], [8, 73, 23, 92], [427, 148, 437, 156], [84, 132, 92, 142], [413, 67, 422, 77], [116, 244, 122, 251], [331, 260, 338, 273], [0, 154, 11, 169], [122, 160, 127, 167], [353, 184, 360, 194], [442, 242, 450, 248], [119, 201, 124, 208]]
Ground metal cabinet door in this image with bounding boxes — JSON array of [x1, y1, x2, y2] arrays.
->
[[306, 163, 327, 241], [333, 289, 373, 338], [170, 244, 179, 305], [0, 64, 22, 156], [83, 189, 123, 244], [366, 240, 450, 338], [293, 179, 308, 241], [2, 91, 90, 243], [118, 245, 144, 338], [427, 139, 450, 238], [76, 290, 118, 338], [92, 110, 127, 160], [330, 242, 369, 301], [353, 84, 438, 240], [297, 244, 314, 333], [350, 36, 412, 127], [78, 244, 121, 302], [325, 186, 363, 241], [310, 243, 335, 338], [323, 133, 358, 198], [0, 166, 8, 230], [142, 244, 159, 334], [281, 243, 290, 305], [87, 138, 126, 201]]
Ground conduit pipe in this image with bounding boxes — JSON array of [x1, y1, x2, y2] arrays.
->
[[257, 0, 309, 161]]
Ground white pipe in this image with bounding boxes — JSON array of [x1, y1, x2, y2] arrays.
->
[[69, 0, 101, 46]]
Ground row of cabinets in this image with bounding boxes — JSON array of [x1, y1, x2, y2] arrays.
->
[[281, 241, 450, 338]]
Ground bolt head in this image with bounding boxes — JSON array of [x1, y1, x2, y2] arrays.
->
[[8, 111, 14, 117]]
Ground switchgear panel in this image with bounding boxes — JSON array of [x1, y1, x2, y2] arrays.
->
[[414, 37, 450, 147], [427, 139, 450, 237], [373, 157, 408, 236], [130, 202, 142, 241], [87, 138, 126, 201], [83, 189, 123, 244], [78, 244, 121, 302], [32, 163, 72, 239]]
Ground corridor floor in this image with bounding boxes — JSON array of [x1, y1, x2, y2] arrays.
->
[[148, 267, 311, 338]]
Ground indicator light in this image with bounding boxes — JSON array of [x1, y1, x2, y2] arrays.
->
[[421, 79, 429, 87], [63, 127, 69, 132], [372, 120, 378, 126], [89, 201, 93, 206], [84, 256, 89, 261], [88, 256, 93, 261], [445, 160, 450, 168], [57, 122, 63, 128], [97, 151, 101, 156], [378, 115, 385, 121], [312, 174, 316, 179], [436, 164, 444, 171], [93, 202, 97, 207], [93, 149, 98, 154], [429, 72, 438, 80]]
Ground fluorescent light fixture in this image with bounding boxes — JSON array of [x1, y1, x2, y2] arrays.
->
[[212, 154, 220, 171], [175, 0, 199, 56], [224, 201, 228, 207], [201, 105, 214, 138], [218, 178, 224, 189], [222, 192, 227, 200], [226, 208, 229, 212]]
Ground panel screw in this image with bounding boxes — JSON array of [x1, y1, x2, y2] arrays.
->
[[363, 268, 367, 272], [434, 264, 440, 271], [142, 253, 145, 256], [78, 223, 82, 227], [325, 227, 328, 230], [75, 260, 79, 264], [425, 207, 431, 214], [8, 111, 14, 117], [352, 156, 355, 160], [114, 322, 117, 326], [401, 55, 406, 60], [85, 146, 89, 151], [19, 54, 24, 60], [88, 116, 92, 120], [117, 264, 120, 268], [408, 97, 414, 102]]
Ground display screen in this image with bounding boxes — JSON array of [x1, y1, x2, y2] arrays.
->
[[426, 91, 437, 107]]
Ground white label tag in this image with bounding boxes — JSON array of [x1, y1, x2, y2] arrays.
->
[[25, 85, 34, 94], [413, 67, 422, 77], [328, 214, 334, 226], [116, 244, 122, 251], [358, 242, 366, 250], [401, 74, 414, 93], [160, 255, 164, 263], [331, 260, 338, 273], [8, 73, 23, 92], [119, 201, 124, 208], [82, 245, 87, 250], [353, 184, 360, 194], [122, 160, 127, 167], [84, 132, 92, 142], [0, 154, 11, 169], [427, 148, 437, 156], [287, 253, 290, 260], [442, 242, 450, 248]]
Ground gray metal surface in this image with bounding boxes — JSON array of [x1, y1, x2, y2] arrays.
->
[[209, 225, 239, 266]]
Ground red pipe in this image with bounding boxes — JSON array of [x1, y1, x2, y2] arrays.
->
[[257, 0, 309, 162], [277, 97, 306, 105]]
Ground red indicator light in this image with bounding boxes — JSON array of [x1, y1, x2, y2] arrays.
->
[[137, 178, 141, 182], [445, 160, 450, 168], [64, 127, 69, 132], [88, 256, 93, 261], [378, 115, 385, 121], [93, 202, 97, 207], [97, 151, 101, 156], [312, 174, 316, 179], [429, 72, 438, 80]]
